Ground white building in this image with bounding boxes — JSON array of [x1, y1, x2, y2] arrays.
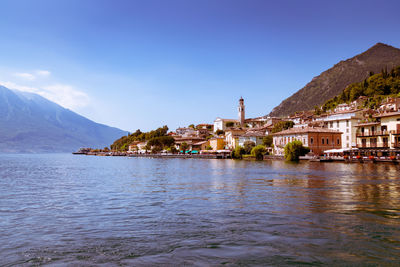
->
[[214, 98, 245, 132], [315, 109, 364, 149]]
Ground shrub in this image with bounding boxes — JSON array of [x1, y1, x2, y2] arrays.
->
[[251, 145, 267, 160], [232, 145, 245, 159], [243, 141, 256, 154], [284, 140, 310, 161], [262, 135, 273, 147]]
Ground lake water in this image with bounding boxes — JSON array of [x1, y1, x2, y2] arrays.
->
[[1, 154, 399, 266]]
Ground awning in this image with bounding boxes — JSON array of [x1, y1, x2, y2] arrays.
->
[[324, 148, 358, 153]]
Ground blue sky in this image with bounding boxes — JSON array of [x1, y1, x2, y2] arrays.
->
[[1, 0, 400, 132]]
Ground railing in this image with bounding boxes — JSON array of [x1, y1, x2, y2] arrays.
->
[[356, 131, 389, 137], [390, 130, 400, 135], [392, 142, 400, 148], [357, 142, 389, 148]]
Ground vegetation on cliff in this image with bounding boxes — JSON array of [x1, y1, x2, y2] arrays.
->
[[110, 125, 169, 151], [269, 43, 400, 117], [322, 65, 400, 111]]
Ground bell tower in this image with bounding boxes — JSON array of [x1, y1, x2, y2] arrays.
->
[[238, 97, 245, 126]]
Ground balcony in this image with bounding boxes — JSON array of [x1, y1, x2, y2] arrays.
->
[[390, 130, 400, 135], [392, 142, 400, 148], [356, 131, 389, 137], [357, 142, 389, 149]]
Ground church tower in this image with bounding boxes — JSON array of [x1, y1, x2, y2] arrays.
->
[[238, 97, 245, 126]]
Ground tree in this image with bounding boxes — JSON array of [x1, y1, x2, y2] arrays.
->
[[232, 146, 245, 159], [205, 145, 213, 150], [180, 142, 189, 154], [188, 124, 195, 129], [243, 141, 256, 154], [314, 105, 322, 115], [271, 121, 294, 133], [215, 129, 225, 135], [262, 135, 273, 147], [166, 146, 178, 154], [251, 145, 267, 160], [284, 140, 310, 161]]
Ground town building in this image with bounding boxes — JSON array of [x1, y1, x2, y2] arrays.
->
[[355, 111, 400, 155], [176, 127, 197, 136], [213, 118, 240, 132], [377, 97, 400, 113], [272, 127, 342, 156], [209, 137, 225, 150], [314, 109, 364, 149], [225, 128, 246, 149], [174, 136, 206, 151], [238, 97, 245, 126], [238, 131, 265, 147], [214, 98, 246, 132]]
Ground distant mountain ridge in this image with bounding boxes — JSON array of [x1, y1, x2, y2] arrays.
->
[[269, 43, 400, 117], [0, 85, 128, 152]]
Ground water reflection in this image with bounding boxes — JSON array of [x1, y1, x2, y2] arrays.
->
[[0, 155, 399, 265]]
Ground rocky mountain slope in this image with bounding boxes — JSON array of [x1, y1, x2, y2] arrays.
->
[[269, 43, 400, 117]]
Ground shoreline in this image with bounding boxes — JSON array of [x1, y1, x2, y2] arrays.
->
[[73, 152, 400, 163]]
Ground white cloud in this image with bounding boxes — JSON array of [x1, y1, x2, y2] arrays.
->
[[14, 72, 36, 80], [36, 70, 51, 77], [42, 84, 90, 109], [0, 80, 90, 110], [12, 70, 51, 81]]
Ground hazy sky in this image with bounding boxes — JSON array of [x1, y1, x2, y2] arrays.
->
[[1, 0, 400, 131]]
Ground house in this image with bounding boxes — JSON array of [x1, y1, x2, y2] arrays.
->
[[272, 127, 342, 156], [209, 137, 225, 150], [314, 109, 364, 149], [128, 141, 141, 152], [238, 131, 265, 147], [176, 127, 197, 136], [192, 140, 210, 151], [174, 136, 206, 151], [196, 123, 213, 130], [377, 97, 400, 113], [225, 128, 246, 149], [213, 118, 240, 132]]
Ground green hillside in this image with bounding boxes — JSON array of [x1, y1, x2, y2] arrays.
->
[[322, 66, 400, 111]]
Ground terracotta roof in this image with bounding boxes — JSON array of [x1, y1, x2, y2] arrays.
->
[[271, 127, 342, 136], [214, 118, 239, 122], [193, 141, 208, 145], [373, 111, 400, 118], [326, 109, 363, 115], [356, 122, 380, 126], [242, 131, 265, 137]]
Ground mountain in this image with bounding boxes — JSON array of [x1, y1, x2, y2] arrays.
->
[[0, 85, 129, 153], [269, 43, 400, 117]]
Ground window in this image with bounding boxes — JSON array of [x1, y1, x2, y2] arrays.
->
[[347, 143, 349, 148], [346, 120, 349, 127], [337, 138, 340, 145], [310, 137, 314, 145], [346, 128, 349, 133], [346, 135, 349, 141], [337, 121, 339, 127], [322, 138, 325, 145], [330, 122, 333, 128], [326, 138, 329, 145]]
